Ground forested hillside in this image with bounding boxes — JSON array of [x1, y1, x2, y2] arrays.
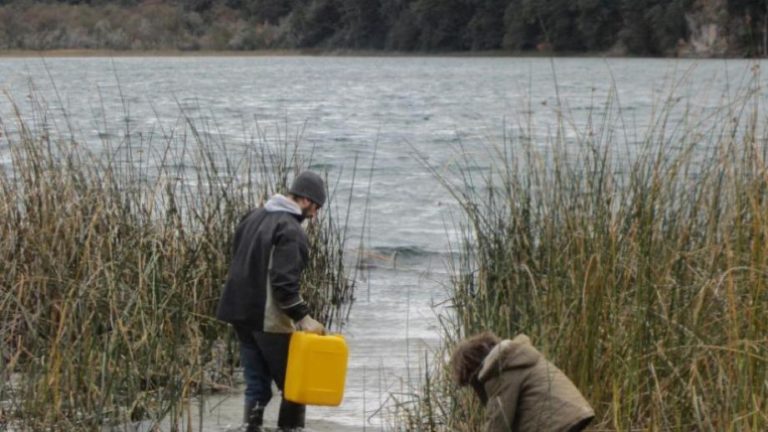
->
[[1, 0, 766, 56]]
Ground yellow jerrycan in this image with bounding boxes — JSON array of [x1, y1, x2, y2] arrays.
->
[[284, 331, 348, 406]]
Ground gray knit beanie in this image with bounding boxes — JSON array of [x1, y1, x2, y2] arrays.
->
[[289, 171, 326, 207]]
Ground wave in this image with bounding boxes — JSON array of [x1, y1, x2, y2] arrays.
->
[[369, 245, 440, 259], [348, 245, 453, 271]]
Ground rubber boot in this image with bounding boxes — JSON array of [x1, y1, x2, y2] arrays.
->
[[244, 401, 264, 432], [276, 399, 305, 431]]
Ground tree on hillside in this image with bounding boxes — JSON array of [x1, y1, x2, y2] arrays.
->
[[381, 0, 420, 50], [537, 0, 584, 51], [335, 0, 385, 48], [463, 0, 507, 50], [646, 0, 690, 54], [54, 0, 139, 5], [729, 0, 768, 56], [576, 0, 621, 51], [502, 0, 541, 50], [619, 0, 691, 55], [0, 6, 22, 48], [243, 0, 294, 24], [411, 0, 474, 50], [182, 0, 214, 13], [618, 0, 655, 54], [284, 0, 341, 47]]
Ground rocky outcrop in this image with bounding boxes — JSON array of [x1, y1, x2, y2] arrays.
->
[[680, 0, 730, 57]]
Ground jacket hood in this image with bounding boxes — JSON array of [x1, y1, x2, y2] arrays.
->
[[265, 194, 302, 216], [477, 334, 541, 382]]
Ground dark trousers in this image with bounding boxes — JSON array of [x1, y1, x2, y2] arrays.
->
[[235, 326, 305, 429]]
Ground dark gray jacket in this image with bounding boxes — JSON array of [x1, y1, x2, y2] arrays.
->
[[216, 195, 311, 332]]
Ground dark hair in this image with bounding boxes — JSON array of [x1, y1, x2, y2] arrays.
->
[[449, 331, 501, 386]]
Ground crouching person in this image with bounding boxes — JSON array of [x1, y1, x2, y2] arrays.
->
[[450, 331, 595, 432]]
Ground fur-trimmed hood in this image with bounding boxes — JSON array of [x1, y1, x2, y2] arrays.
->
[[478, 335, 540, 382], [476, 334, 595, 432]]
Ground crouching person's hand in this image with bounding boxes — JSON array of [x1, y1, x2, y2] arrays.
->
[[297, 315, 326, 334]]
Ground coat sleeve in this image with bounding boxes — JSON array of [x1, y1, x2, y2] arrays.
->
[[484, 373, 523, 432], [269, 219, 311, 322]]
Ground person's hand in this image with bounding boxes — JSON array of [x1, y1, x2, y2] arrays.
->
[[296, 315, 325, 335]]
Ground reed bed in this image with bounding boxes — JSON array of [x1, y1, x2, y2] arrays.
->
[[395, 73, 768, 431], [0, 97, 354, 430]]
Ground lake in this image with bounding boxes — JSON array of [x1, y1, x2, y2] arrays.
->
[[1, 55, 765, 430]]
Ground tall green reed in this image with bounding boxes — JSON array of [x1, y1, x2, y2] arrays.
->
[[396, 72, 768, 431], [0, 95, 355, 430]]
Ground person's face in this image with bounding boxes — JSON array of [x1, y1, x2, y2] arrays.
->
[[297, 197, 321, 220]]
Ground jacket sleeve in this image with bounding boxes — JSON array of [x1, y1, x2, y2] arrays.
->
[[269, 219, 311, 322], [484, 373, 523, 432]]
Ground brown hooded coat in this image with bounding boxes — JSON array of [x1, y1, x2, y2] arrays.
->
[[477, 335, 595, 432]]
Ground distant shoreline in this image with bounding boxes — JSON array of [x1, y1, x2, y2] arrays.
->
[[0, 49, 305, 58], [0, 48, 747, 59]]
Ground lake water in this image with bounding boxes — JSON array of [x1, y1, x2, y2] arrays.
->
[[1, 56, 766, 431]]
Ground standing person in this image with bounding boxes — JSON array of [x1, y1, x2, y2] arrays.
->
[[216, 171, 327, 432], [449, 331, 595, 432]]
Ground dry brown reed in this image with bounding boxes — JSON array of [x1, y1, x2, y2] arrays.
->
[[395, 71, 768, 431], [0, 96, 354, 430]]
